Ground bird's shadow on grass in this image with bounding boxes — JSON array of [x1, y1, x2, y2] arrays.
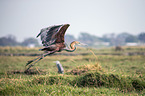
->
[[8, 69, 46, 75]]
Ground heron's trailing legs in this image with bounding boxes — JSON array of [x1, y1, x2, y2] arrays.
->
[[24, 57, 43, 73], [24, 51, 56, 73], [26, 56, 41, 66]]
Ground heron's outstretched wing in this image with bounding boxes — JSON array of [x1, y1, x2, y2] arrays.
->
[[37, 24, 70, 46]]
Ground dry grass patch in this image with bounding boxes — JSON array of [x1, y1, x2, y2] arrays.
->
[[68, 63, 102, 75]]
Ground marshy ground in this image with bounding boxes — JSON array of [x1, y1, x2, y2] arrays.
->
[[0, 46, 145, 95]]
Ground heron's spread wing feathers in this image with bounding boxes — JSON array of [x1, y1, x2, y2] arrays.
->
[[37, 24, 70, 46], [55, 24, 70, 43]]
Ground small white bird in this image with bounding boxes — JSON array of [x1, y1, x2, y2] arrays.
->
[[55, 61, 64, 74]]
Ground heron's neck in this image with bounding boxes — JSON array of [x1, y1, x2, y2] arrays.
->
[[64, 42, 76, 52]]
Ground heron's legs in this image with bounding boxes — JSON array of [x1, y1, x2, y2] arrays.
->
[[24, 57, 43, 73], [26, 51, 52, 66], [25, 51, 56, 72], [26, 56, 41, 66]]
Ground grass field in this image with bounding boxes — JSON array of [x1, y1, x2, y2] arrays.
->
[[0, 46, 145, 95]]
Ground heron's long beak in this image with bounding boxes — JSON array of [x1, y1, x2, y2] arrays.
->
[[79, 43, 87, 46]]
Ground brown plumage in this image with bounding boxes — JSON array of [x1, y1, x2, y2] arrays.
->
[[25, 24, 81, 72]]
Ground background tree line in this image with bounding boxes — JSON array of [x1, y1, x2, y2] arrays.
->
[[0, 35, 39, 47], [0, 32, 145, 47], [65, 32, 145, 47]]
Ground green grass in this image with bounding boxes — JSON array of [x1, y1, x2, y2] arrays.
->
[[0, 46, 145, 95], [1, 80, 137, 96], [0, 46, 145, 54]]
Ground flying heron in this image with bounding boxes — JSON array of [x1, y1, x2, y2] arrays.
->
[[25, 24, 85, 72]]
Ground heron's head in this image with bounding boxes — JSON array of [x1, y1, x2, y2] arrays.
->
[[73, 41, 87, 46], [74, 41, 80, 45]]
